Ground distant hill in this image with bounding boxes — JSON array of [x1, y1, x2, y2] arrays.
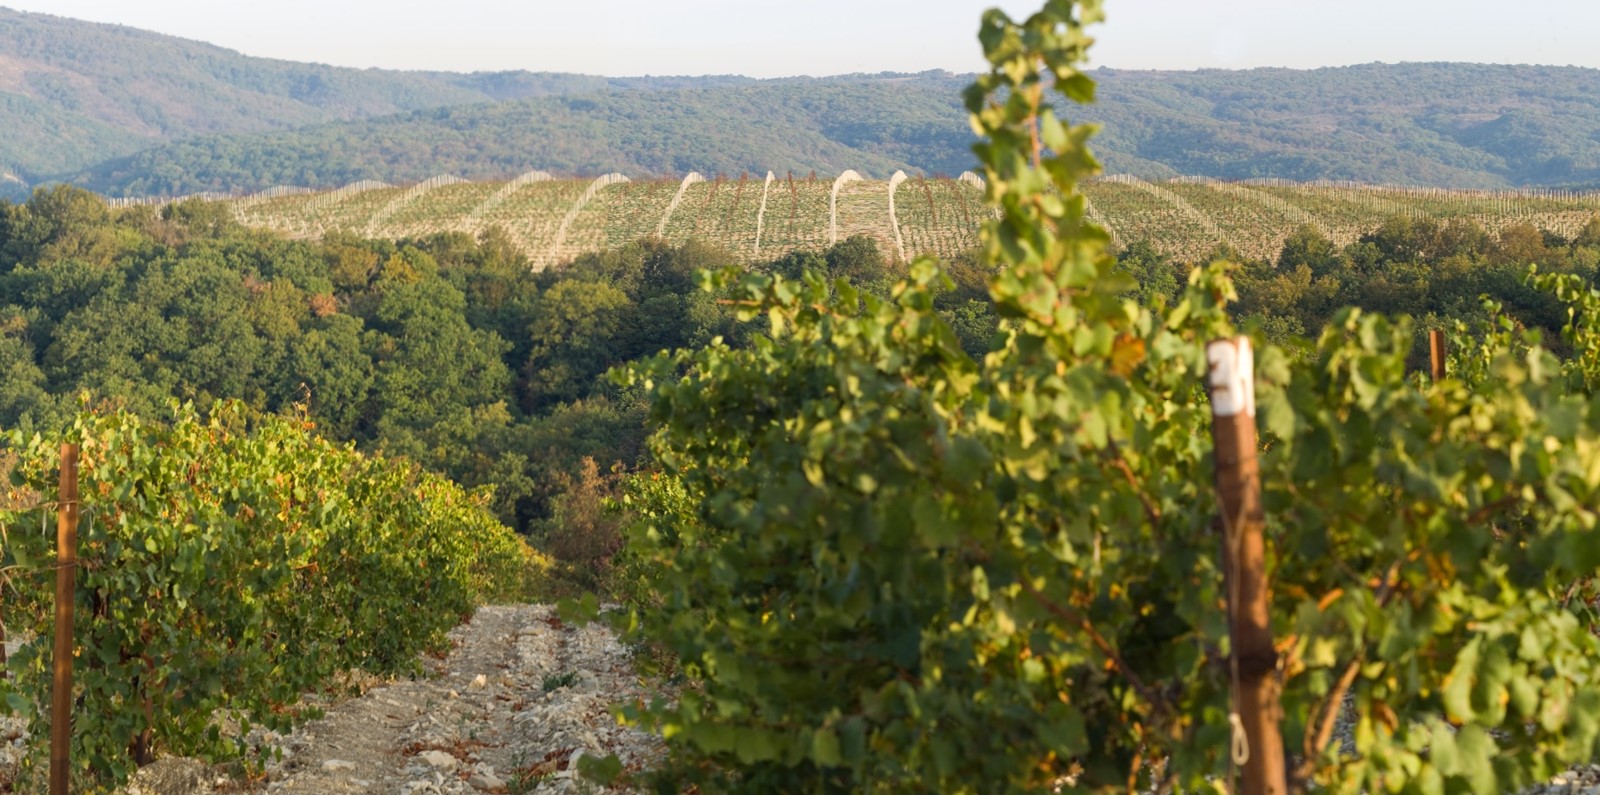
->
[[6, 6, 1600, 197], [0, 6, 757, 179], [1084, 64, 1600, 189], [73, 76, 977, 196]]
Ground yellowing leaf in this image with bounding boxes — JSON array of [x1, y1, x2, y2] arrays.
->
[[1110, 333, 1145, 377]]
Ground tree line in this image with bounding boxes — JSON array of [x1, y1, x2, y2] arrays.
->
[[1121, 214, 1600, 355], [0, 186, 895, 548]]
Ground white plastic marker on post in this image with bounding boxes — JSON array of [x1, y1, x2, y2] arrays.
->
[[1207, 337, 1256, 419], [1205, 336, 1286, 795]]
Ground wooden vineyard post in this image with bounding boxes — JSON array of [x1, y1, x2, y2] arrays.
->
[[50, 443, 79, 795], [1429, 329, 1446, 383], [1206, 338, 1287, 795]]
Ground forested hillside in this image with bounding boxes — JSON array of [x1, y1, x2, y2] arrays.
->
[[8, 7, 1600, 197], [75, 78, 975, 196], [1088, 63, 1600, 187], [69, 61, 1600, 197], [0, 6, 759, 178]]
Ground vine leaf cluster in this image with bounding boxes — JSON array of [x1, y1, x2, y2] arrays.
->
[[596, 1, 1600, 793]]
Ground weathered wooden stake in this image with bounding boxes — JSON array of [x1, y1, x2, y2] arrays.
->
[[50, 443, 79, 795], [1206, 338, 1287, 795], [1429, 329, 1446, 383]]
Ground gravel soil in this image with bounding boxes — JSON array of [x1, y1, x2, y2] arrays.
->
[[111, 604, 663, 795]]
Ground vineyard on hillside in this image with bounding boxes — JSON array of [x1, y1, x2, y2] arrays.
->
[[198, 174, 1600, 267]]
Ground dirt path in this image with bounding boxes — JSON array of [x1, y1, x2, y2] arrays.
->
[[117, 604, 661, 795], [262, 604, 659, 794]]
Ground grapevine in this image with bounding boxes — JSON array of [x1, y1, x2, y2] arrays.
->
[[0, 401, 541, 791], [606, 2, 1600, 793]]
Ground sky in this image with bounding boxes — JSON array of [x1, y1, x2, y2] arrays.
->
[[4, 0, 1599, 77]]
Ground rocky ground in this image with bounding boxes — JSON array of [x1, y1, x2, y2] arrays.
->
[[113, 604, 663, 795], [3, 612, 1600, 793]]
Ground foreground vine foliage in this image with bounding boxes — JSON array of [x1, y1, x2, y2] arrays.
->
[[0, 401, 540, 791], [613, 1, 1600, 793]]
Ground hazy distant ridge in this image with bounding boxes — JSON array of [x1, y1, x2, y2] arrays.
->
[[0, 6, 772, 178], [4, 6, 1600, 197], [1085, 63, 1600, 188], [74, 77, 976, 196]]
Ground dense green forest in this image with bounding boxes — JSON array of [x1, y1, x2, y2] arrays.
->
[[0, 186, 903, 544], [0, 6, 476, 175]]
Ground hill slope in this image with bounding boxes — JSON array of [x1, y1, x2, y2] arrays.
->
[[8, 7, 1600, 195], [219, 174, 1600, 271], [0, 6, 756, 179], [76, 76, 976, 196], [0, 6, 469, 175], [1086, 63, 1600, 188], [73, 62, 1600, 197]]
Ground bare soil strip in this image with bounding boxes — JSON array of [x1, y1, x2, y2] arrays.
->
[[114, 604, 660, 795]]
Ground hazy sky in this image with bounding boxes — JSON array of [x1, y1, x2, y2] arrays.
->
[[5, 0, 1598, 77]]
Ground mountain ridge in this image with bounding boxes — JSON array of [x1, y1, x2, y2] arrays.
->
[[0, 5, 797, 180], [6, 7, 1600, 197]]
